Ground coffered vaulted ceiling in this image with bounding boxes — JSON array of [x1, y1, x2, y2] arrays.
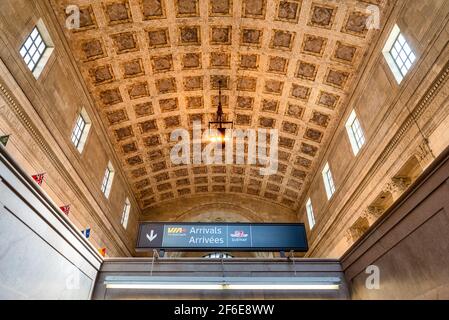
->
[[50, 0, 388, 213]]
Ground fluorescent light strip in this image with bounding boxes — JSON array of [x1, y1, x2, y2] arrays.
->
[[226, 284, 340, 290], [107, 283, 224, 290], [106, 282, 340, 291]]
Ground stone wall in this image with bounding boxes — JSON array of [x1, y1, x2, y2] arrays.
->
[[300, 0, 449, 258], [142, 193, 298, 222], [0, 147, 102, 299], [342, 144, 449, 299], [0, 0, 141, 256]]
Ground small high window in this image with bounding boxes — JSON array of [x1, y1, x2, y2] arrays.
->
[[71, 109, 91, 153], [101, 162, 115, 198], [121, 198, 131, 229], [306, 198, 316, 230], [345, 110, 365, 156], [20, 27, 47, 72], [383, 25, 416, 84], [322, 162, 336, 200], [19, 20, 54, 79], [204, 253, 233, 259]]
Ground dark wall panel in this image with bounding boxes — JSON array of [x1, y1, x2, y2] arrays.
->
[[342, 147, 449, 299]]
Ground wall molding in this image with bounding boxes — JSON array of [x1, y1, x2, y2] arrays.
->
[[0, 69, 131, 256], [309, 51, 449, 257]]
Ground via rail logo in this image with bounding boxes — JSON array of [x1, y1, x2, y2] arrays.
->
[[167, 227, 187, 236], [230, 230, 249, 242]]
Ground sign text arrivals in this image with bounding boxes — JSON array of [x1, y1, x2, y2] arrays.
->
[[168, 226, 226, 245]]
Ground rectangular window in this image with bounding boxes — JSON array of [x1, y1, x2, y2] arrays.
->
[[71, 109, 91, 153], [19, 20, 54, 79], [20, 27, 47, 73], [121, 198, 131, 229], [383, 25, 416, 84], [101, 162, 115, 198], [345, 110, 365, 155], [322, 162, 336, 200], [306, 198, 316, 230]]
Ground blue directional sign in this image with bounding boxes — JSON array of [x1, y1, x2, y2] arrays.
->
[[136, 223, 308, 252]]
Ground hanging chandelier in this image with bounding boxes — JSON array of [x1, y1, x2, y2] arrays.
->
[[208, 80, 233, 146]]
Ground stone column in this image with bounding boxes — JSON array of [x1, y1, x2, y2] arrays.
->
[[362, 205, 384, 226], [384, 177, 411, 201], [414, 140, 435, 170], [345, 216, 370, 245], [344, 229, 354, 246]]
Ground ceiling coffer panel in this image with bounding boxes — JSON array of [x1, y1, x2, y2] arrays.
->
[[50, 0, 388, 211]]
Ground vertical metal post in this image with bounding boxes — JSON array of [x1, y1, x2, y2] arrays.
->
[[220, 253, 226, 278], [290, 250, 297, 276], [150, 249, 160, 277]]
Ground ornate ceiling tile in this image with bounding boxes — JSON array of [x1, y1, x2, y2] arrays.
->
[[267, 56, 289, 75], [242, 0, 267, 19], [310, 111, 331, 128], [285, 103, 305, 120], [147, 28, 170, 48], [209, 0, 232, 17], [103, 1, 133, 25], [111, 32, 139, 54], [270, 30, 296, 51], [276, 1, 301, 23], [241, 28, 263, 47], [239, 54, 259, 70], [296, 60, 318, 82], [90, 64, 115, 85], [175, 0, 200, 17], [75, 5, 98, 31], [308, 2, 337, 29], [179, 26, 201, 45], [333, 41, 359, 64], [302, 34, 327, 57], [107, 109, 129, 125], [317, 91, 340, 110], [342, 10, 371, 37], [141, 0, 166, 20], [80, 38, 106, 61]]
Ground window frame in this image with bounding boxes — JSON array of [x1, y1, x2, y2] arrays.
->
[[306, 198, 316, 230], [345, 110, 366, 156], [71, 109, 91, 153], [19, 20, 54, 79], [101, 162, 115, 198], [20, 27, 48, 73], [322, 162, 336, 200], [382, 24, 416, 84], [121, 198, 131, 229]]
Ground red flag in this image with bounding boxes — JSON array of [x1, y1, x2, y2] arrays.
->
[[59, 205, 71, 216], [98, 248, 107, 257], [32, 173, 46, 186]]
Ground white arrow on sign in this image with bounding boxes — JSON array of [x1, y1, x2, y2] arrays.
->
[[146, 230, 158, 242]]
